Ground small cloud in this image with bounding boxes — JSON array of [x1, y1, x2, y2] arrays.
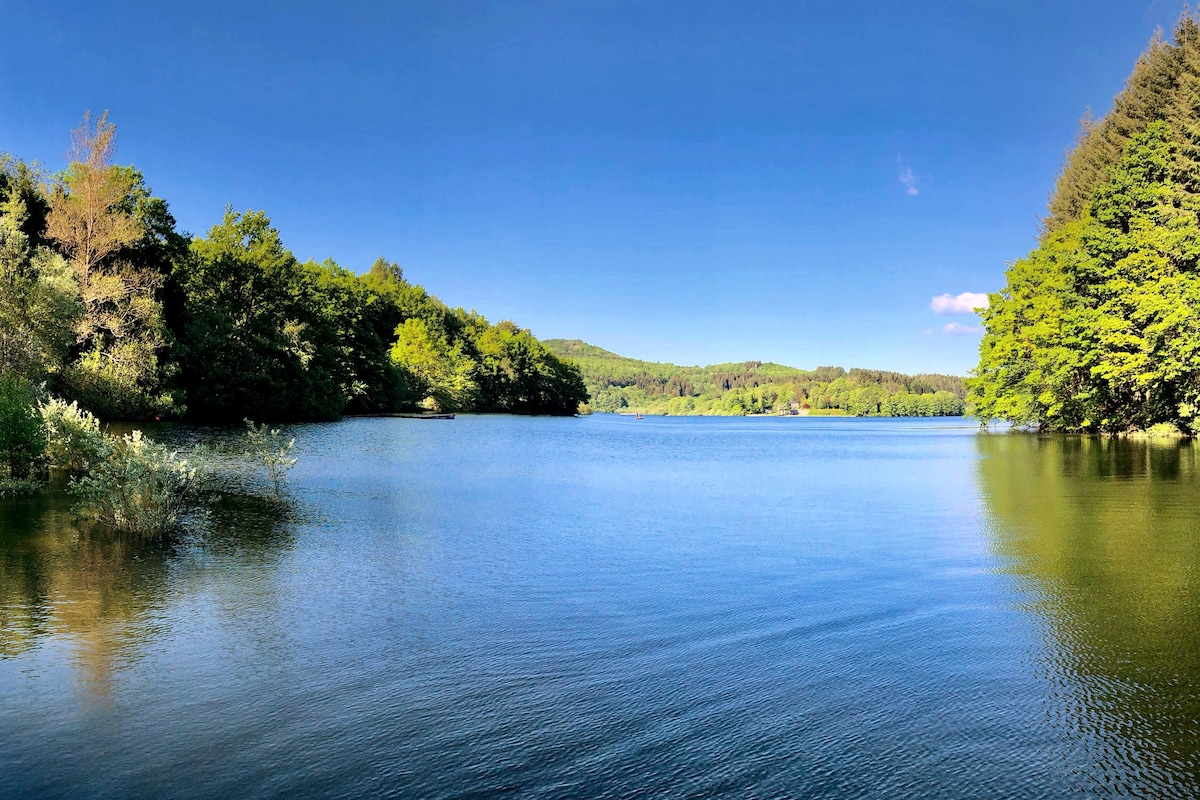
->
[[942, 322, 982, 336], [898, 161, 919, 195], [931, 292, 988, 315], [922, 329, 934, 336]]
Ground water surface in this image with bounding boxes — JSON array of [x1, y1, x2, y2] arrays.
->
[[2, 416, 1199, 798]]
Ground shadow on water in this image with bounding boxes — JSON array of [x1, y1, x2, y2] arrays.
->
[[977, 434, 1200, 795], [0, 485, 298, 696]]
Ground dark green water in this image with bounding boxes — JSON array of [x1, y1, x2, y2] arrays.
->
[[2, 416, 1199, 798]]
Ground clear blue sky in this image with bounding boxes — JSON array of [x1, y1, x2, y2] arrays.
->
[[0, 0, 1183, 373]]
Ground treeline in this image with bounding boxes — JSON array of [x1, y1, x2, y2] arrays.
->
[[971, 10, 1200, 433], [0, 114, 586, 422], [544, 340, 965, 417]]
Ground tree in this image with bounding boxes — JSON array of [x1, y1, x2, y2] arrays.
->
[[390, 318, 477, 411], [46, 112, 144, 279], [304, 258, 409, 414], [971, 122, 1200, 431], [177, 209, 348, 421], [474, 322, 588, 414], [45, 112, 175, 419], [0, 184, 78, 382], [1045, 27, 1182, 233], [0, 372, 47, 481], [973, 12, 1200, 432]]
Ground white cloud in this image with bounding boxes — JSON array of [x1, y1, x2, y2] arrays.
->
[[942, 322, 982, 336], [922, 329, 934, 336], [898, 165, 919, 196], [931, 292, 988, 315]]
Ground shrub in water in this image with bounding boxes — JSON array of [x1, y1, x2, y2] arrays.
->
[[71, 430, 199, 537], [40, 397, 106, 476], [243, 420, 297, 500], [0, 372, 47, 485]]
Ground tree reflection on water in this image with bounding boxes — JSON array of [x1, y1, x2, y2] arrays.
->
[[978, 434, 1200, 794], [0, 490, 296, 697]]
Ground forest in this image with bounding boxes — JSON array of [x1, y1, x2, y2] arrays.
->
[[545, 340, 965, 417], [971, 11, 1200, 434], [0, 114, 587, 425]]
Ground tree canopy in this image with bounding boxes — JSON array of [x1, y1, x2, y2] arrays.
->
[[0, 116, 587, 421], [971, 11, 1200, 433]]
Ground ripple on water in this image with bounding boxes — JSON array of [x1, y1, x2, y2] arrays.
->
[[1, 417, 1199, 798]]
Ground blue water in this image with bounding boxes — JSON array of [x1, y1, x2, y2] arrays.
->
[[2, 415, 1198, 797]]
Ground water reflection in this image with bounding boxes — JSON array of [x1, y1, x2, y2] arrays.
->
[[977, 434, 1200, 794], [0, 494, 174, 697], [0, 489, 296, 695]]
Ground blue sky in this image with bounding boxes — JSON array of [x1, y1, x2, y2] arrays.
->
[[0, 0, 1182, 373]]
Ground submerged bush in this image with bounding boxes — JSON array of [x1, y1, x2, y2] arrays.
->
[[243, 420, 297, 500], [19, 409, 304, 537], [71, 431, 200, 537], [0, 372, 46, 483], [40, 397, 106, 476]]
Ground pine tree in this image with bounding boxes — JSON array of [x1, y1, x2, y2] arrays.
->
[[1044, 28, 1182, 233]]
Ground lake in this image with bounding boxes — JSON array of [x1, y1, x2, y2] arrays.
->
[[3, 415, 1200, 798]]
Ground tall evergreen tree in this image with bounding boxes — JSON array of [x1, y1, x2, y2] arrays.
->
[[1045, 29, 1182, 233]]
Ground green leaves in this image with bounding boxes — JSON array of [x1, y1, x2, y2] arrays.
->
[[70, 430, 199, 537], [0, 372, 47, 483], [543, 340, 962, 417], [178, 210, 347, 421], [243, 420, 297, 501], [972, 118, 1200, 432], [982, 15, 1200, 432]]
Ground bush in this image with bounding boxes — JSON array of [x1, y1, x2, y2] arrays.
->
[[70, 430, 200, 537], [61, 347, 181, 421], [40, 397, 106, 476], [1128, 422, 1187, 439], [243, 420, 297, 500], [0, 372, 46, 481], [0, 476, 42, 495]]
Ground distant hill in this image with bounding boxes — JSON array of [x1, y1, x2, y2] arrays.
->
[[542, 339, 965, 417]]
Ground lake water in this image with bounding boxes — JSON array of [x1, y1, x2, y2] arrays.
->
[[3, 415, 1200, 798]]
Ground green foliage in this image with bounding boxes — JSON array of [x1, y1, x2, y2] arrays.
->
[[0, 373, 46, 482], [40, 397, 106, 476], [983, 11, 1200, 433], [174, 213, 585, 419], [44, 116, 180, 421], [971, 119, 1200, 432], [176, 208, 342, 421], [0, 167, 79, 383], [1045, 29, 1183, 233], [2, 118, 588, 422], [302, 258, 408, 415], [243, 420, 297, 500], [61, 345, 180, 420], [474, 323, 589, 415], [32, 407, 305, 536], [70, 430, 199, 537], [1129, 421, 1187, 438], [390, 318, 477, 411], [543, 340, 964, 417]]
